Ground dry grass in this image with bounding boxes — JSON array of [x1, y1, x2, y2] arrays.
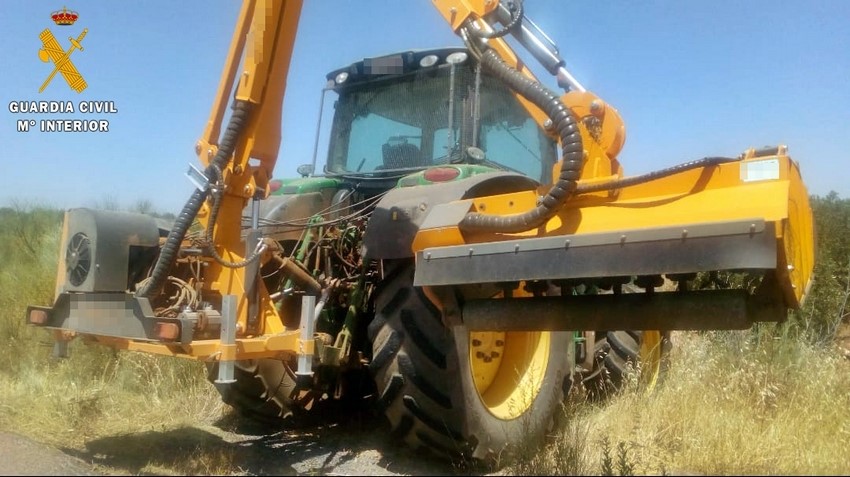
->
[[0, 206, 235, 475], [509, 329, 850, 475], [0, 344, 238, 475]]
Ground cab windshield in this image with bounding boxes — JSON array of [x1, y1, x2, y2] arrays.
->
[[325, 59, 556, 183]]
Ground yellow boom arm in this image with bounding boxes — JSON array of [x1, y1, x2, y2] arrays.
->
[[187, 0, 303, 339]]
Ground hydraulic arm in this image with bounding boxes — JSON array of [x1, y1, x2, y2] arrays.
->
[[138, 0, 303, 335], [28, 0, 308, 367]]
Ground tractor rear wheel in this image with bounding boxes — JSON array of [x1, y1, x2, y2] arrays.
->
[[368, 260, 572, 461], [583, 330, 671, 398], [207, 358, 302, 424]]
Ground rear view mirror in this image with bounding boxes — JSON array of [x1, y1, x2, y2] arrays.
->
[[296, 164, 314, 177]]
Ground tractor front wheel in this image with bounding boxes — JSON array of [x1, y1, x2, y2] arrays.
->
[[368, 260, 572, 461]]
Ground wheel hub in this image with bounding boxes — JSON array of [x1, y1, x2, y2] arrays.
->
[[468, 331, 551, 420]]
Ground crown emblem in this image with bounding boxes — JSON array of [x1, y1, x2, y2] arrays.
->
[[51, 6, 78, 26]]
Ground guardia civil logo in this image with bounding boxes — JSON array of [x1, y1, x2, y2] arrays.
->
[[38, 6, 88, 93], [8, 6, 115, 133]]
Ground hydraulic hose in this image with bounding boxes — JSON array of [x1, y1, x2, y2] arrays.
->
[[136, 100, 252, 298], [575, 156, 740, 194], [459, 47, 584, 233], [204, 183, 266, 269]]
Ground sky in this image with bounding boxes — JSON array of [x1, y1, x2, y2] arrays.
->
[[1, 0, 848, 214]]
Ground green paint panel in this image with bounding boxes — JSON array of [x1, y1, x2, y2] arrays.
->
[[272, 177, 342, 195]]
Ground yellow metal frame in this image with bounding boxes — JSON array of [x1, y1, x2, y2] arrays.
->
[[414, 148, 815, 308], [196, 0, 303, 342], [638, 330, 663, 391], [50, 0, 306, 363]]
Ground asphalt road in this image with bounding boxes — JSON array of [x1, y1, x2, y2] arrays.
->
[[0, 410, 488, 476], [0, 432, 99, 476]]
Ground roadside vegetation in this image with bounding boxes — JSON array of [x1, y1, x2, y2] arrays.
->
[[0, 192, 848, 475], [511, 326, 850, 475], [0, 202, 233, 475]]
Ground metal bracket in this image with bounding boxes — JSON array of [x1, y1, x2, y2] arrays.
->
[[296, 295, 316, 382], [185, 163, 210, 192], [215, 295, 237, 384]]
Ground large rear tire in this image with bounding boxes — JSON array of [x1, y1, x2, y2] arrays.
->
[[207, 358, 302, 424], [368, 260, 572, 461], [583, 330, 671, 398]]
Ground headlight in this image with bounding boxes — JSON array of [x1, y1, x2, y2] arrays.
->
[[419, 54, 439, 68]]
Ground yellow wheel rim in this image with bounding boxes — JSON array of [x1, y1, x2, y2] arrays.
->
[[469, 330, 550, 420], [638, 330, 664, 391]]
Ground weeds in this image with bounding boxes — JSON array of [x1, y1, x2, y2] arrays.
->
[[599, 436, 614, 475], [518, 327, 850, 476], [510, 405, 592, 476], [0, 204, 226, 470], [598, 436, 636, 476]]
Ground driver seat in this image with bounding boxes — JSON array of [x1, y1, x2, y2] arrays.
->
[[382, 142, 424, 169]]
